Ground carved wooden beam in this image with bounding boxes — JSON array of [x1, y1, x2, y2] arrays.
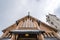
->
[[1, 31, 9, 38], [53, 32, 60, 39]]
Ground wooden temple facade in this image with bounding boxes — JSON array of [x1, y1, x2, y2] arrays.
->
[[1, 15, 60, 40]]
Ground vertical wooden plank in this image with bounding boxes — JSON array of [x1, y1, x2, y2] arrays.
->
[[16, 21, 23, 29]]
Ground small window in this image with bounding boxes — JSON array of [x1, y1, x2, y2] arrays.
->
[[47, 19, 50, 22], [51, 22, 54, 25], [55, 26, 57, 28], [46, 15, 49, 18], [48, 16, 49, 18]]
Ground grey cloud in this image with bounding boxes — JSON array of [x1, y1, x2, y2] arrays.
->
[[54, 6, 60, 17], [0, 0, 60, 36]]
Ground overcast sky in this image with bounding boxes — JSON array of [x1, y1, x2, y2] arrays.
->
[[0, 0, 60, 36]]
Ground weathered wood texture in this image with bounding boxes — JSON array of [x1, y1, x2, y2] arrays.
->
[[1, 15, 60, 40]]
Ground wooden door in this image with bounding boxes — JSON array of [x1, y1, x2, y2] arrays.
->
[[17, 34, 38, 40]]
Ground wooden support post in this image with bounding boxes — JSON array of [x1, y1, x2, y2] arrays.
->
[[37, 35, 39, 40], [11, 34, 15, 40], [15, 34, 18, 40], [38, 34, 44, 40]]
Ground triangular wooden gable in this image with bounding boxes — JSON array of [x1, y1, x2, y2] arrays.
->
[[2, 15, 57, 33]]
